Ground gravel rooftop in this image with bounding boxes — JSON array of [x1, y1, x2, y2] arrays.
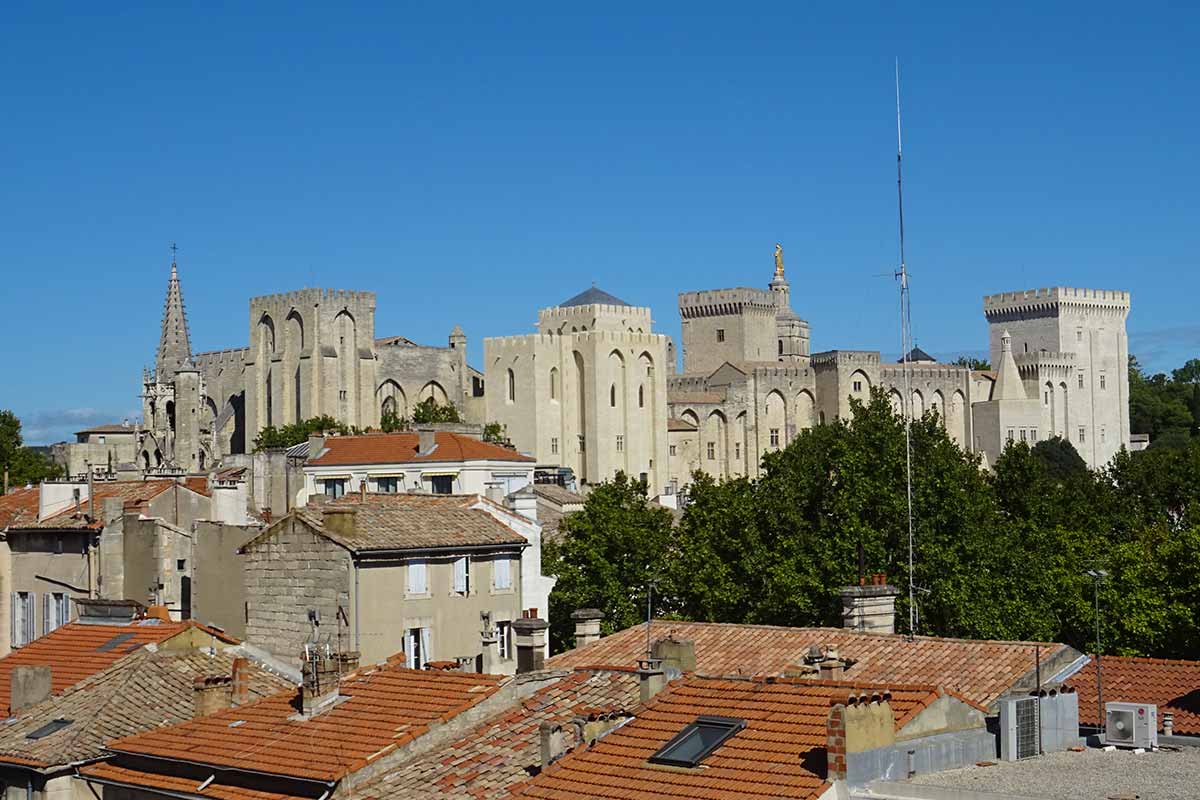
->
[[907, 745, 1200, 800]]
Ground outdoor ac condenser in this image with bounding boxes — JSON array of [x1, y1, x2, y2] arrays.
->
[[1105, 702, 1157, 749]]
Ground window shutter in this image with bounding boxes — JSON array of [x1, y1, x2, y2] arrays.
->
[[408, 561, 427, 595], [494, 557, 511, 590], [420, 627, 432, 665], [26, 596, 34, 646], [406, 630, 417, 669], [11, 593, 17, 648], [43, 594, 50, 636], [62, 594, 71, 627], [453, 557, 467, 594]]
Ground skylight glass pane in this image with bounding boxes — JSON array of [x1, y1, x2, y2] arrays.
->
[[26, 718, 72, 740], [649, 716, 745, 767]]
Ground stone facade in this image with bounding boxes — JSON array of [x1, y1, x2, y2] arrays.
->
[[667, 247, 1131, 485], [484, 289, 671, 494]]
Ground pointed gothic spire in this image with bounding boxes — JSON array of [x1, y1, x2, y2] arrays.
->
[[993, 330, 1028, 401], [155, 250, 193, 381]]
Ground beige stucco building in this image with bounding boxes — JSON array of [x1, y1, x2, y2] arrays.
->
[[483, 288, 671, 494]]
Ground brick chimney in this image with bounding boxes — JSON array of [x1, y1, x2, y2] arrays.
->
[[827, 690, 896, 782], [10, 666, 51, 713], [840, 574, 900, 635], [570, 608, 604, 649], [819, 646, 845, 680], [322, 506, 357, 539], [539, 721, 569, 770], [826, 701, 847, 780], [193, 675, 233, 718], [512, 616, 548, 674], [231, 657, 251, 706]]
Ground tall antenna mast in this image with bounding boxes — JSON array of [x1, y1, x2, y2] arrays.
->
[[895, 59, 917, 638]]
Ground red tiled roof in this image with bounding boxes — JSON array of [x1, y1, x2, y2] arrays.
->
[[93, 664, 508, 783], [508, 676, 941, 800], [0, 619, 238, 717], [184, 476, 211, 496], [0, 487, 40, 529], [10, 480, 182, 530], [309, 432, 534, 466], [548, 620, 1074, 709], [1066, 656, 1200, 734], [82, 762, 310, 800], [358, 669, 641, 799], [666, 417, 697, 432]]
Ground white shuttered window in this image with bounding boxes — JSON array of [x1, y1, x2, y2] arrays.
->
[[453, 557, 470, 595], [407, 561, 428, 595], [493, 557, 512, 590]]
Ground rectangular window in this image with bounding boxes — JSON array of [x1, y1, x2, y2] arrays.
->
[[716, 329, 725, 343], [578, 435, 585, 453], [616, 435, 624, 452], [407, 560, 428, 594], [669, 444, 677, 457], [12, 592, 34, 648], [1078, 426, 1086, 443], [853, 381, 862, 392], [1077, 329, 1083, 342], [734, 442, 741, 459], [1078, 372, 1085, 389], [1100, 426, 1106, 444], [1100, 373, 1107, 390], [769, 429, 780, 447], [322, 479, 346, 499], [493, 556, 512, 590], [497, 621, 511, 660], [1044, 391, 1049, 405], [376, 476, 400, 493], [43, 593, 69, 635], [98, 435, 106, 444], [1032, 429, 1038, 441], [550, 437, 559, 455], [1019, 429, 1027, 442], [453, 556, 471, 595], [406, 627, 430, 669], [430, 475, 454, 495], [1006, 429, 1014, 443], [706, 442, 715, 460]]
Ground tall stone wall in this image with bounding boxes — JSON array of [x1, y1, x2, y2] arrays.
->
[[242, 517, 352, 666], [678, 288, 778, 375]]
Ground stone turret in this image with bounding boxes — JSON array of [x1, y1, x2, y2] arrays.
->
[[993, 331, 1027, 401]]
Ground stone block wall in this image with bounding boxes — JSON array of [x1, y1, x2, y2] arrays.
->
[[242, 517, 352, 666]]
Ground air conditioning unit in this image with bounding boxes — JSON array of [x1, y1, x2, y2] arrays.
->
[[1105, 702, 1157, 749]]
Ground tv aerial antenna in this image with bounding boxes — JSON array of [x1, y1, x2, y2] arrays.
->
[[895, 59, 917, 638]]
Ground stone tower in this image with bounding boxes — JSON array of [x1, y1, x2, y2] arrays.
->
[[768, 245, 811, 365], [244, 289, 379, 440], [141, 256, 208, 472], [983, 287, 1131, 468]]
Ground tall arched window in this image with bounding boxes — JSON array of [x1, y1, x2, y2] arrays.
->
[[507, 369, 516, 403], [610, 384, 617, 407], [638, 384, 645, 408], [549, 367, 559, 401]]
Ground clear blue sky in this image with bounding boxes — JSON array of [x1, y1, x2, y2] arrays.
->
[[3, 2, 1198, 444]]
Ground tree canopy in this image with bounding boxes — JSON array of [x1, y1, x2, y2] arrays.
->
[[543, 367, 1200, 661], [0, 410, 62, 491]]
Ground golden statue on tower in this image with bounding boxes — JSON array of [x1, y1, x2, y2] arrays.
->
[[774, 243, 785, 277]]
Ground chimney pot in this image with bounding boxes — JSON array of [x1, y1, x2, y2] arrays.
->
[[231, 657, 251, 706], [511, 617, 549, 674], [10, 666, 52, 713], [636, 657, 667, 704], [192, 674, 232, 718], [570, 608, 605, 649]]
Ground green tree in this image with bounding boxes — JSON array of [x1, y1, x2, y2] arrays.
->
[[253, 415, 347, 451], [0, 410, 62, 490], [952, 356, 991, 370], [542, 473, 676, 652], [410, 398, 461, 424], [379, 408, 408, 433], [1030, 436, 1089, 481], [481, 422, 508, 445]]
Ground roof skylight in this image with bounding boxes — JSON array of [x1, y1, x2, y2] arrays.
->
[[648, 715, 745, 768], [26, 718, 73, 740]]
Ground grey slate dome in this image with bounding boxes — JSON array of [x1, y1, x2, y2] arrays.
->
[[558, 287, 631, 308], [898, 346, 936, 364]]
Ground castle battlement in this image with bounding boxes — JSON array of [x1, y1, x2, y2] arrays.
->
[[678, 287, 777, 319], [811, 350, 880, 368], [249, 288, 377, 308], [485, 330, 670, 351], [748, 364, 813, 379], [537, 303, 651, 321], [879, 364, 970, 380], [193, 347, 250, 366], [983, 286, 1130, 316]]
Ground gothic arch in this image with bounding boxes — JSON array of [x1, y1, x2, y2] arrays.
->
[[888, 389, 904, 417], [849, 370, 872, 404], [931, 390, 945, 424], [704, 410, 728, 478], [911, 389, 925, 418], [549, 367, 560, 401], [764, 389, 787, 448], [795, 390, 815, 430], [285, 310, 304, 352], [950, 389, 966, 446], [419, 380, 449, 405], [680, 409, 699, 428], [377, 380, 407, 419], [335, 310, 358, 424], [258, 313, 276, 353]]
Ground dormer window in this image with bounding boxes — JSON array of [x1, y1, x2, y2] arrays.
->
[[648, 716, 746, 768]]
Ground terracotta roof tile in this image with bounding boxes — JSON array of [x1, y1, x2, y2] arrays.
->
[[0, 619, 238, 717], [548, 620, 1073, 709], [91, 664, 508, 783], [1066, 655, 1200, 734], [509, 676, 941, 800], [0, 487, 40, 529], [357, 669, 640, 799], [666, 417, 698, 432], [246, 493, 528, 553], [0, 648, 292, 769], [530, 485, 584, 507], [9, 480, 182, 531], [309, 432, 534, 467], [82, 762, 310, 800]]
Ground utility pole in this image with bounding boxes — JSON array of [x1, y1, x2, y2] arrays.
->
[[1086, 569, 1108, 735]]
